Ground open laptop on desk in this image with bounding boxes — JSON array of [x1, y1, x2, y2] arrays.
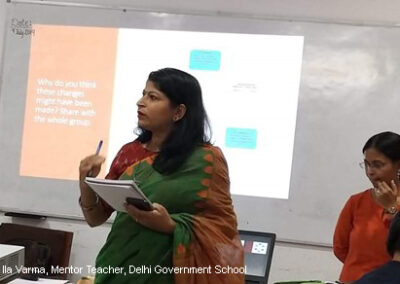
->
[[239, 230, 276, 284]]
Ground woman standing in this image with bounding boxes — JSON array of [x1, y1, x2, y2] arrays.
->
[[334, 131, 400, 283], [79, 68, 244, 284]]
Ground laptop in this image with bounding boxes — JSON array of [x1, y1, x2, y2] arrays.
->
[[239, 230, 276, 284]]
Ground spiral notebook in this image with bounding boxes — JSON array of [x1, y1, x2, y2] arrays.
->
[[84, 177, 153, 212]]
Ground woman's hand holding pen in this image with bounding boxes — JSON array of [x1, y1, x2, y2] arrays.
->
[[79, 140, 105, 183], [373, 180, 399, 211], [124, 203, 176, 234], [78, 141, 109, 226], [79, 155, 106, 183]]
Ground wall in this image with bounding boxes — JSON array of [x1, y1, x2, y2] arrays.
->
[[3, 0, 399, 282], [0, 0, 7, 71], [2, 0, 400, 71]]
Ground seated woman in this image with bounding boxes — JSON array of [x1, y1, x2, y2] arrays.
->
[[78, 68, 244, 284], [333, 131, 400, 283]]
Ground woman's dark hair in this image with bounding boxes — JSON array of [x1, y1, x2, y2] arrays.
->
[[387, 212, 400, 257], [362, 131, 400, 162], [136, 68, 211, 174]]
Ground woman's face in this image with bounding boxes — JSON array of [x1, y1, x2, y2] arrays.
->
[[136, 80, 177, 134], [363, 147, 400, 187]]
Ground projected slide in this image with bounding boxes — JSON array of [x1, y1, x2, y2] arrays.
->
[[20, 26, 117, 180], [19, 25, 303, 199]]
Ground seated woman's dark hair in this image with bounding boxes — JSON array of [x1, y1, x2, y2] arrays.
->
[[362, 131, 400, 162], [387, 212, 400, 257], [136, 68, 211, 174]]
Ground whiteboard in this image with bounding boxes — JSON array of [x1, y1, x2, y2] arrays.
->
[[1, 2, 399, 245]]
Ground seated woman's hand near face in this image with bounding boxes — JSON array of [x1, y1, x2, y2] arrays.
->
[[373, 180, 398, 210]]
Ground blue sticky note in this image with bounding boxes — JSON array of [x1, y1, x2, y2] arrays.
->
[[189, 50, 221, 71], [225, 128, 257, 149]]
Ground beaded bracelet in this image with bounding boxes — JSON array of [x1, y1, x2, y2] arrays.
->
[[79, 194, 100, 211]]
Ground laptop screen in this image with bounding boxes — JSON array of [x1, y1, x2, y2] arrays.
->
[[239, 230, 276, 283]]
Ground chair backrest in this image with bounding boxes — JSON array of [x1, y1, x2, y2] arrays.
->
[[0, 223, 73, 280], [239, 230, 276, 284]]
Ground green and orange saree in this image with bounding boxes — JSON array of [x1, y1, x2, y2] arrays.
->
[[95, 142, 244, 284]]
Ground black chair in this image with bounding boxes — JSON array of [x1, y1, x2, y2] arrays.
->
[[0, 223, 73, 280]]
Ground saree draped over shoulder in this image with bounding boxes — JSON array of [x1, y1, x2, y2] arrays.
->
[[95, 143, 244, 284]]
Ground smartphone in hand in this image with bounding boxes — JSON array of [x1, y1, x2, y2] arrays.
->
[[126, 197, 154, 211]]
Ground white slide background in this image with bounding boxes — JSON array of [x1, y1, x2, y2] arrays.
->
[[108, 28, 304, 199]]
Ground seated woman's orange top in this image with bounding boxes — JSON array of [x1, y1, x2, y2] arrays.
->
[[333, 189, 392, 282]]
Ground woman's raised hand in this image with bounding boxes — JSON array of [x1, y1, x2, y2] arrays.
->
[[79, 155, 106, 181], [373, 180, 398, 210]]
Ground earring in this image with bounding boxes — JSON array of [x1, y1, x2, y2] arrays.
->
[[173, 116, 178, 122], [397, 170, 400, 183]]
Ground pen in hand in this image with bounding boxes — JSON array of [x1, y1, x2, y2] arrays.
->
[[87, 140, 103, 177], [95, 140, 103, 155]]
